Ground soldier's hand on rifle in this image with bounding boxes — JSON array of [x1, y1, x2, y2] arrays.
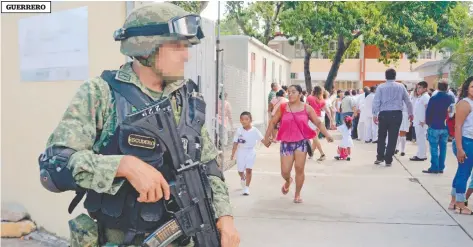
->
[[117, 155, 171, 203], [216, 216, 240, 247]]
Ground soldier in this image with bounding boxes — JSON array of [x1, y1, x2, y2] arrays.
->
[[38, 2, 239, 247]]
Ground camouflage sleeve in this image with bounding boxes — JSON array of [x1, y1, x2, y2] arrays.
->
[[200, 126, 233, 218], [46, 78, 125, 195]]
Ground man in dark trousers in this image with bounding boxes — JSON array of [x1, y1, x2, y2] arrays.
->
[[372, 69, 413, 166]]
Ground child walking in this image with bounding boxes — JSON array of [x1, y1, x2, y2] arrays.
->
[[231, 111, 264, 195], [335, 116, 354, 161]]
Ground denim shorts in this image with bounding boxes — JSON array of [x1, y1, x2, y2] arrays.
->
[[280, 140, 308, 156]]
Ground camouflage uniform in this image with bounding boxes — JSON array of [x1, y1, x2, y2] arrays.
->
[[44, 3, 232, 246]]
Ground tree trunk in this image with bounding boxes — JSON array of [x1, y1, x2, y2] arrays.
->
[[325, 35, 347, 91], [303, 43, 312, 94]]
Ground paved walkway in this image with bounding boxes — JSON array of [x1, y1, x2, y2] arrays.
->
[[4, 132, 473, 247], [226, 132, 473, 247]]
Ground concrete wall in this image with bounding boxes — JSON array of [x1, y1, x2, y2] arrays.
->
[[1, 1, 127, 238], [219, 36, 250, 131], [220, 35, 291, 130], [184, 18, 217, 139], [247, 37, 291, 128]]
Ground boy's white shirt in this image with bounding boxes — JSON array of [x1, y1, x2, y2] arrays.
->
[[233, 126, 264, 150]]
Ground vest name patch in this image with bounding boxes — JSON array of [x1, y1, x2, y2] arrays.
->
[[128, 134, 156, 149]]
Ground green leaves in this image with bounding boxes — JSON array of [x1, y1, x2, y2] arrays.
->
[[225, 1, 283, 44], [169, 1, 209, 14]]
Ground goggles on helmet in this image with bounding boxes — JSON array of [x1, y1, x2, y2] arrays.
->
[[114, 14, 204, 41]]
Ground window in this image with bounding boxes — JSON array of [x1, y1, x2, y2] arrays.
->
[[263, 58, 267, 80], [419, 50, 432, 59], [294, 43, 304, 58], [271, 61, 275, 82], [250, 52, 256, 73], [290, 73, 296, 79]]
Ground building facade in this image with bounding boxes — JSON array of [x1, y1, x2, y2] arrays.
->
[[219, 35, 291, 132], [413, 59, 452, 89], [268, 35, 447, 90]]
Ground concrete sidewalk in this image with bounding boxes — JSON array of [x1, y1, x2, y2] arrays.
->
[[226, 133, 473, 247]]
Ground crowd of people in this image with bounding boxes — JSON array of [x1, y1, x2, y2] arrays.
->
[[230, 69, 473, 215]]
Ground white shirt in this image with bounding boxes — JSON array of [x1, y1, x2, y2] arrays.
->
[[361, 93, 375, 118], [337, 124, 354, 148], [233, 126, 264, 149], [413, 92, 430, 126], [462, 98, 473, 139]]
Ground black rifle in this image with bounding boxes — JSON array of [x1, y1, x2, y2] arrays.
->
[[121, 96, 220, 247]]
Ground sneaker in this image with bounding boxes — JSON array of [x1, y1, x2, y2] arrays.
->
[[347, 157, 351, 161], [374, 160, 384, 165], [240, 179, 246, 189], [243, 187, 250, 196]]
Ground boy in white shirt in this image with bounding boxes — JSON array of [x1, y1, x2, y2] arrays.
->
[[231, 111, 264, 195]]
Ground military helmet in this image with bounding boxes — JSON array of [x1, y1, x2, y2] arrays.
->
[[114, 2, 205, 57]]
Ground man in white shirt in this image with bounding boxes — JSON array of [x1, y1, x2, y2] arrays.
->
[[357, 87, 370, 141], [361, 86, 377, 142], [410, 81, 430, 161]]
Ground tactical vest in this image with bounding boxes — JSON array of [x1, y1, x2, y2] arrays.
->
[[79, 70, 220, 245]]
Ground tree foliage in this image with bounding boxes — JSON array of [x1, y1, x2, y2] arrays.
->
[[218, 17, 243, 36], [435, 3, 473, 87], [225, 1, 283, 45], [279, 1, 469, 91], [280, 1, 378, 92], [169, 1, 209, 14]]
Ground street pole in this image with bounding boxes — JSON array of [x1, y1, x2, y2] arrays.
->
[[215, 1, 222, 147], [220, 51, 225, 159]]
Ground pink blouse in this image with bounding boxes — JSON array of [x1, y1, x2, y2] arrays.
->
[[276, 103, 316, 142]]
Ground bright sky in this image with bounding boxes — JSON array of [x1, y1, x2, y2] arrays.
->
[[200, 1, 227, 21]]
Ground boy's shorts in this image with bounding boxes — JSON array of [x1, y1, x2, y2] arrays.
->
[[237, 149, 256, 172]]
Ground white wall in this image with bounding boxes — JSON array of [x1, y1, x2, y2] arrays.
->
[[184, 17, 217, 140], [247, 38, 291, 130], [219, 35, 290, 132], [1, 1, 127, 238]]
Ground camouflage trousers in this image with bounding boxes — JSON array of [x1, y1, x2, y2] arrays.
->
[[69, 213, 193, 247]]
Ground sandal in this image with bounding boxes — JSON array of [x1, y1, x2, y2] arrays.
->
[[293, 197, 303, 203], [317, 154, 326, 161], [449, 201, 469, 210], [456, 207, 473, 215], [281, 177, 293, 195]]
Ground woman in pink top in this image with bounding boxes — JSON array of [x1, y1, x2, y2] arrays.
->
[[263, 85, 334, 203], [306, 86, 334, 161]]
